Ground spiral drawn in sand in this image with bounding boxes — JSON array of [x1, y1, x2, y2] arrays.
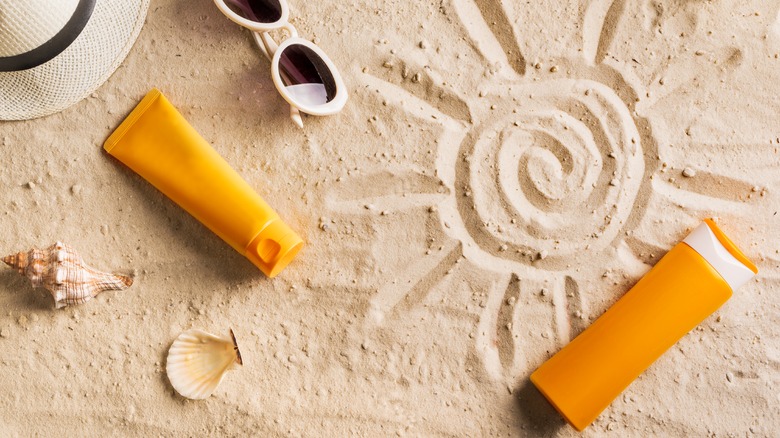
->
[[438, 79, 645, 273]]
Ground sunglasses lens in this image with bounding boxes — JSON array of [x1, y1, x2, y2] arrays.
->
[[224, 0, 282, 23], [278, 44, 338, 108]]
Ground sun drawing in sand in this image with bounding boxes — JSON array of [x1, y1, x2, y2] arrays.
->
[[326, 1, 766, 387]]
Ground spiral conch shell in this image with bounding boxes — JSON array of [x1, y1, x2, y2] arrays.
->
[[2, 242, 133, 309], [166, 329, 243, 400]]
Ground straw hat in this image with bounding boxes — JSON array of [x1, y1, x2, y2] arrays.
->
[[0, 0, 149, 120]]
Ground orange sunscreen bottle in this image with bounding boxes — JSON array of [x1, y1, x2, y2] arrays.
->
[[530, 219, 757, 431], [104, 88, 303, 278]]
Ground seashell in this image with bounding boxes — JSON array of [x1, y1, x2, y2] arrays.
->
[[2, 242, 133, 309], [166, 329, 242, 400]]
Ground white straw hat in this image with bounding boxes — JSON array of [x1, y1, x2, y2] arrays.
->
[[0, 0, 149, 120]]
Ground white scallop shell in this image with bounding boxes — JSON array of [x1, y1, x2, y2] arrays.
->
[[166, 329, 242, 400]]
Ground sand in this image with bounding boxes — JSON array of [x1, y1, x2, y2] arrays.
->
[[1, 0, 779, 436]]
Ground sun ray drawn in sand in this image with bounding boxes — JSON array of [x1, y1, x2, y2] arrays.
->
[[327, 0, 768, 388]]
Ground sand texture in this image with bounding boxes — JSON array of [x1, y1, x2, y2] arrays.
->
[[1, 0, 780, 436]]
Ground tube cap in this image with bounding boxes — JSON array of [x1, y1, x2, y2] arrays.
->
[[244, 220, 303, 278], [683, 220, 757, 291]]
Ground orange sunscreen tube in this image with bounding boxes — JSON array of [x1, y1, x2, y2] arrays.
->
[[104, 88, 303, 278], [530, 219, 757, 431]]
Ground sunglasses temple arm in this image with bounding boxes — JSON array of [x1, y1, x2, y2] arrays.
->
[[251, 31, 273, 60], [251, 32, 304, 128], [288, 105, 303, 128]]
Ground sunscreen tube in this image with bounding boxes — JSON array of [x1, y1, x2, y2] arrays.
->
[[530, 219, 757, 431], [104, 88, 303, 278]]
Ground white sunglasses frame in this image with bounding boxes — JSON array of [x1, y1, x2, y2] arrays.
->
[[213, 0, 348, 128]]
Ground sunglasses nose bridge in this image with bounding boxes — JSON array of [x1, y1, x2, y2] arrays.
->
[[280, 23, 298, 39], [251, 24, 299, 59]]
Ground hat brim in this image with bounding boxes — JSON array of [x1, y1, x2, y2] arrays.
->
[[0, 0, 150, 120]]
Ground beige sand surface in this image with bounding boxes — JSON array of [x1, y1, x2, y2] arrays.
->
[[2, 0, 780, 436]]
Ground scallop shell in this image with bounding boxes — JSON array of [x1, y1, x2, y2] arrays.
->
[[2, 242, 133, 309], [166, 329, 242, 400]]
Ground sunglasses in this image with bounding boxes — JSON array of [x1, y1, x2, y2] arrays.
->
[[214, 0, 348, 128]]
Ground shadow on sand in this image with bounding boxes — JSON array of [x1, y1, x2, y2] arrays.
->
[[513, 377, 567, 436]]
